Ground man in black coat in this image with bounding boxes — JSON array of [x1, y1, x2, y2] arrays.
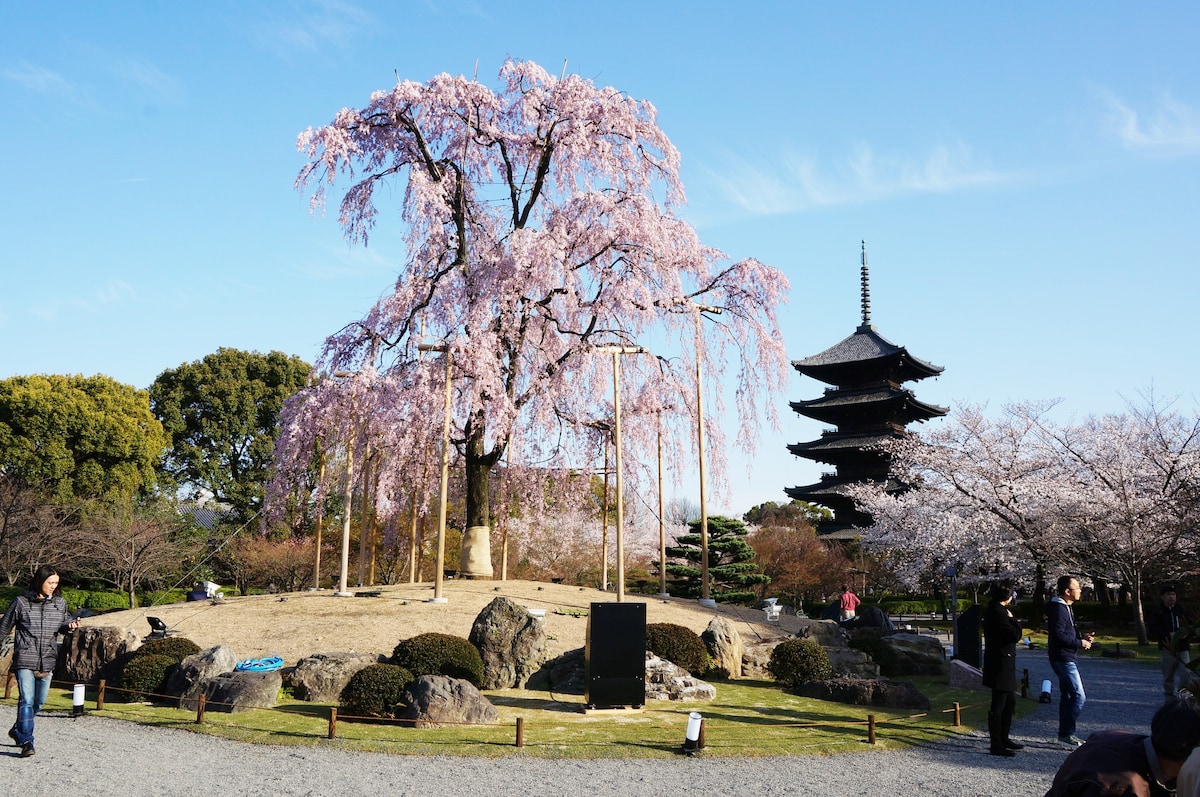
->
[[983, 580, 1024, 756], [1147, 583, 1194, 703]]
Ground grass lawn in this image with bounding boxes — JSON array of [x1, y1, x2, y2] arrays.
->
[[23, 675, 1012, 759]]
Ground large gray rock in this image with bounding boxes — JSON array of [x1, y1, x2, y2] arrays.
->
[[400, 674, 498, 729], [881, 633, 948, 676], [526, 648, 585, 694], [702, 617, 743, 679], [168, 645, 237, 707], [645, 654, 714, 701], [793, 676, 931, 710], [55, 626, 141, 684], [794, 619, 849, 647], [194, 670, 282, 713], [468, 597, 549, 689], [826, 646, 881, 679], [288, 652, 385, 702], [948, 659, 986, 691]]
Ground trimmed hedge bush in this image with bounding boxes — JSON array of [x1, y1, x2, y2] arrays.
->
[[339, 663, 415, 719], [768, 638, 832, 687], [135, 636, 201, 662], [83, 591, 130, 611], [116, 654, 176, 702], [391, 632, 485, 687], [645, 623, 709, 675]]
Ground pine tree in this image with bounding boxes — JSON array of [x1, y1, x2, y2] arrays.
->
[[664, 515, 769, 604]]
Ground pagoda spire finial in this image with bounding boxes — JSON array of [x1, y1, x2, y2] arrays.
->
[[859, 240, 872, 327]]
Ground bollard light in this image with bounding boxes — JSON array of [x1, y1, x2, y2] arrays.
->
[[683, 711, 703, 755], [1040, 679, 1053, 704], [72, 683, 86, 716]]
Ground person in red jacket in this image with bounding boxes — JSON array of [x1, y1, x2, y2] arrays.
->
[[1, 565, 79, 758], [838, 585, 861, 621]]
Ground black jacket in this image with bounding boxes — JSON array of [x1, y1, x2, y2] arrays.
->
[[983, 600, 1023, 692], [1146, 601, 1193, 653]]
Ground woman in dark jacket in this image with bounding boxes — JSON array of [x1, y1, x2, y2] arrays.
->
[[983, 580, 1024, 757], [0, 565, 78, 758]]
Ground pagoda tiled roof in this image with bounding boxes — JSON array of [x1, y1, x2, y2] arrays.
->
[[792, 384, 948, 424], [793, 325, 943, 386]]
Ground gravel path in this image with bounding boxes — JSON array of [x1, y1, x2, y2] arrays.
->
[[0, 649, 1165, 797]]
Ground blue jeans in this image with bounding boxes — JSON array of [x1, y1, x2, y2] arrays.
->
[[1050, 659, 1085, 738], [10, 668, 51, 746]]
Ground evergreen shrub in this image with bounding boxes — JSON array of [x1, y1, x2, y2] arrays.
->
[[767, 638, 832, 687], [83, 591, 130, 611], [391, 632, 485, 687], [339, 663, 415, 718], [116, 654, 176, 701], [645, 623, 710, 675], [135, 636, 201, 662]]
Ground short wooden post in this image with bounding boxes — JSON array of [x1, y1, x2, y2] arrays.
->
[[698, 718, 706, 750], [195, 693, 206, 724], [1115, 642, 1121, 657], [1020, 669, 1029, 699], [515, 716, 524, 748], [97, 679, 106, 711], [328, 707, 337, 739], [952, 702, 961, 726], [3, 670, 13, 699], [867, 714, 876, 744]]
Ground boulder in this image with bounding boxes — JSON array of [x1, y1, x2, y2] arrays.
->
[[287, 652, 385, 702], [55, 626, 141, 684], [948, 659, 986, 691], [794, 619, 849, 648], [468, 597, 549, 689], [168, 645, 238, 707], [702, 617, 743, 679], [880, 633, 948, 676], [526, 647, 586, 694], [645, 654, 715, 701], [195, 670, 282, 713], [826, 646, 880, 679], [843, 605, 895, 632], [400, 674, 498, 729], [793, 676, 931, 710]]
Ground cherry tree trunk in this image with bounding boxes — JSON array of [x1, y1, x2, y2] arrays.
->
[[460, 421, 494, 579]]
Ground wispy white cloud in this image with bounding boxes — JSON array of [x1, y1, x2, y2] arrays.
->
[[707, 140, 1014, 217], [1102, 90, 1200, 156], [255, 0, 375, 55], [31, 280, 138, 321], [109, 57, 184, 105], [2, 62, 91, 107]]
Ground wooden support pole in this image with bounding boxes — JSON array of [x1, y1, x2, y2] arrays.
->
[[698, 718, 706, 750], [515, 716, 524, 748], [97, 679, 106, 711], [868, 714, 876, 744], [328, 707, 338, 739], [1021, 668, 1029, 699], [3, 670, 13, 699], [195, 693, 206, 724], [952, 702, 961, 726]]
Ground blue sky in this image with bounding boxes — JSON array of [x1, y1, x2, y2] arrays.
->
[[2, 2, 1198, 516]]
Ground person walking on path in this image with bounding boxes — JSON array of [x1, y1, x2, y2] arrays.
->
[[838, 585, 860, 622], [1044, 698, 1200, 797], [0, 565, 79, 758], [1047, 574, 1093, 749], [1146, 583, 1194, 703], [983, 580, 1024, 757]]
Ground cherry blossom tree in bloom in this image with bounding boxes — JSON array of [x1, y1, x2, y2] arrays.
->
[[284, 60, 789, 574]]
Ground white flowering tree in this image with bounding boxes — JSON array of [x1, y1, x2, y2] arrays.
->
[[278, 60, 789, 575], [852, 397, 1200, 642]]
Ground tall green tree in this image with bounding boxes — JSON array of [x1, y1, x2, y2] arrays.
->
[[665, 515, 769, 605], [150, 348, 311, 524], [0, 374, 167, 502]]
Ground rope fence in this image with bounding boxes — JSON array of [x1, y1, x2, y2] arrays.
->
[[3, 673, 997, 754]]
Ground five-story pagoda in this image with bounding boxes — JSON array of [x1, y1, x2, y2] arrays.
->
[[786, 243, 947, 538]]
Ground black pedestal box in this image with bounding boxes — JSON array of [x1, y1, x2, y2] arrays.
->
[[585, 601, 646, 709]]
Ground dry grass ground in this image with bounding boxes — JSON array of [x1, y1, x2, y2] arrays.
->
[[81, 579, 801, 664]]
